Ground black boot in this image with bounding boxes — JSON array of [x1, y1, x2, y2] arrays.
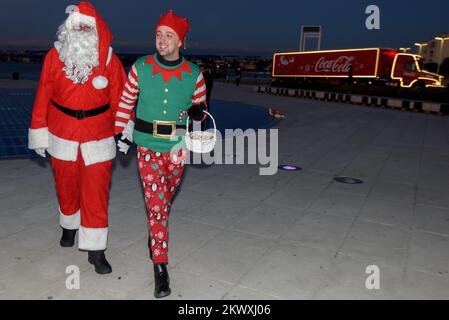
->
[[154, 263, 171, 298], [88, 250, 112, 275], [60, 228, 77, 247]]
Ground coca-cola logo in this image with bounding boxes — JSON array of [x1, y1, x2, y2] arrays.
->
[[315, 56, 355, 73]]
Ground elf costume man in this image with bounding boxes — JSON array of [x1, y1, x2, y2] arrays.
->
[[28, 2, 126, 274], [114, 10, 207, 298]]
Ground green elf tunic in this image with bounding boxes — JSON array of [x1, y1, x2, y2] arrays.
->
[[114, 53, 207, 152]]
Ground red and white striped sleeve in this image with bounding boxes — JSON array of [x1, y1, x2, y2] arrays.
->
[[191, 72, 207, 107], [114, 63, 139, 134]]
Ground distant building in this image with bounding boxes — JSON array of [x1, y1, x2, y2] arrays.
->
[[415, 32, 449, 74]]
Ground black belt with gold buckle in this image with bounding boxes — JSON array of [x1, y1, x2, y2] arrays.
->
[[135, 118, 186, 139]]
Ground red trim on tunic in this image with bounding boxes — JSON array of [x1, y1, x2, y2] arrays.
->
[[144, 55, 192, 83]]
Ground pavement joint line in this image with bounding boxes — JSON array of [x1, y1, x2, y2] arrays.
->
[[223, 284, 285, 300], [175, 216, 228, 230], [171, 267, 237, 288], [411, 228, 449, 238], [218, 235, 283, 300], [403, 118, 441, 281], [166, 227, 228, 272], [406, 267, 449, 278], [0, 227, 28, 241], [311, 112, 410, 298]]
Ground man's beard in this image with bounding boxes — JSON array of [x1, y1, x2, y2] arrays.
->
[[55, 23, 99, 84]]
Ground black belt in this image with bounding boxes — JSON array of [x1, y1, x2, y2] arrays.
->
[[52, 100, 110, 120], [135, 118, 186, 136]]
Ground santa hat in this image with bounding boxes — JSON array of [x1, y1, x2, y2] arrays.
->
[[64, 2, 112, 72], [155, 10, 190, 46]]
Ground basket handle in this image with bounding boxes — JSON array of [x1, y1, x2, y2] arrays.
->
[[186, 111, 217, 139]]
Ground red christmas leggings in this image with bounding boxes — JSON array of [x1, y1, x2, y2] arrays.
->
[[137, 146, 187, 264]]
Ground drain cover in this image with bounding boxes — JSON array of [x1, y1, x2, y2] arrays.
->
[[334, 176, 363, 184], [278, 165, 302, 171]]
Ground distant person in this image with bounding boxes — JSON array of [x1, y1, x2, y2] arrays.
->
[[236, 68, 242, 86], [204, 67, 214, 107], [348, 65, 353, 84], [28, 2, 126, 274], [200, 66, 214, 129], [447, 80, 449, 106]]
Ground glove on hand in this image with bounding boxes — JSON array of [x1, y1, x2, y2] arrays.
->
[[35, 148, 46, 158], [115, 133, 132, 155], [187, 103, 207, 121]]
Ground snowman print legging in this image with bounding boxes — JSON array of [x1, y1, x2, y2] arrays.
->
[[137, 146, 187, 264]]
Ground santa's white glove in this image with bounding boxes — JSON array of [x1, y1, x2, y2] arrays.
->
[[35, 148, 47, 158], [115, 133, 132, 155], [117, 139, 130, 155]]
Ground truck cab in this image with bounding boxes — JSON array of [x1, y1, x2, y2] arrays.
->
[[391, 53, 444, 88]]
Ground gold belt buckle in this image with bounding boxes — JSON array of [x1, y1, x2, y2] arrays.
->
[[153, 120, 176, 139]]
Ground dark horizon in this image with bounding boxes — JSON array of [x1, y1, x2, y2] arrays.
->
[[0, 0, 447, 56]]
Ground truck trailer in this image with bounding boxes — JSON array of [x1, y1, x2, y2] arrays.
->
[[272, 48, 444, 88]]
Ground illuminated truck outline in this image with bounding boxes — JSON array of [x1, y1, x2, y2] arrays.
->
[[272, 48, 444, 88]]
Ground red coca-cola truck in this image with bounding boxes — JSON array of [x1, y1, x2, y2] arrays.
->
[[272, 48, 444, 88]]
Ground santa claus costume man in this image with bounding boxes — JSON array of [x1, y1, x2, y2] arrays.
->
[[114, 10, 208, 298], [28, 2, 126, 274]]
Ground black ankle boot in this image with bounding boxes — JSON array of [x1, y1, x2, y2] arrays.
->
[[88, 250, 112, 275], [154, 263, 171, 298], [60, 228, 77, 247]]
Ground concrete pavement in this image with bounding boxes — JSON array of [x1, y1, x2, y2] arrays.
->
[[1, 82, 449, 299]]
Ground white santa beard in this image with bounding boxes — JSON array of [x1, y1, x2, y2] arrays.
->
[[55, 23, 99, 84]]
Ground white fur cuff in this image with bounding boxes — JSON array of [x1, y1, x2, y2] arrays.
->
[[80, 136, 116, 166], [78, 226, 108, 251], [59, 208, 81, 230], [47, 132, 79, 162], [28, 127, 49, 149]]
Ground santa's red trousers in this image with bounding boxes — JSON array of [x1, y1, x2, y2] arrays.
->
[[51, 150, 111, 250], [137, 146, 187, 264]]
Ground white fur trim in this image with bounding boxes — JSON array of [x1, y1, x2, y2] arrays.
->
[[47, 132, 79, 162], [80, 136, 116, 166], [65, 5, 77, 15], [106, 47, 113, 65], [92, 76, 108, 90], [28, 127, 49, 149], [78, 226, 108, 251], [59, 208, 80, 230], [66, 12, 96, 30]]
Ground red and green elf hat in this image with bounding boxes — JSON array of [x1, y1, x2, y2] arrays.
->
[[155, 10, 190, 46]]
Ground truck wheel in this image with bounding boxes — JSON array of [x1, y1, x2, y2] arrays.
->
[[413, 81, 426, 89]]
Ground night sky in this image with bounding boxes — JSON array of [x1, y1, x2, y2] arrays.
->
[[0, 0, 447, 56]]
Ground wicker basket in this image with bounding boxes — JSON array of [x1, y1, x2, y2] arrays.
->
[[185, 111, 217, 153]]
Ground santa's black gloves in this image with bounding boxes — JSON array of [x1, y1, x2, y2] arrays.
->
[[187, 103, 207, 121]]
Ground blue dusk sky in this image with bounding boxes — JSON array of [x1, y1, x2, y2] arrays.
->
[[0, 0, 447, 56]]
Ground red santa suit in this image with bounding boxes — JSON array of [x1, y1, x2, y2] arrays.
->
[[28, 2, 126, 250]]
